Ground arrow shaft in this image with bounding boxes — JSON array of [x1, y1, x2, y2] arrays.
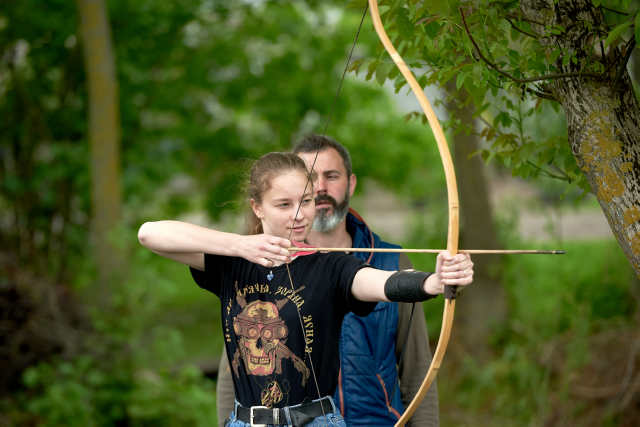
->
[[288, 247, 565, 255]]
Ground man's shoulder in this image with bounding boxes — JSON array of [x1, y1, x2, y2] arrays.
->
[[373, 234, 401, 250], [347, 209, 402, 249]]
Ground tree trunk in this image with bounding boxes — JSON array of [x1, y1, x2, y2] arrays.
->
[[522, 0, 640, 277], [77, 0, 122, 289], [446, 83, 506, 360], [76, 0, 122, 290], [630, 50, 639, 92]]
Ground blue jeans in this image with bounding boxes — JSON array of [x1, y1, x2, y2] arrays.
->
[[225, 396, 346, 427]]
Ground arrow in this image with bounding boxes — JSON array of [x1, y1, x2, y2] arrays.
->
[[287, 247, 565, 255]]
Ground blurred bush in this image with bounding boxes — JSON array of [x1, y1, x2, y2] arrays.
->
[[2, 231, 221, 426]]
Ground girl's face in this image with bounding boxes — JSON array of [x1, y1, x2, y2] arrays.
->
[[251, 170, 315, 241]]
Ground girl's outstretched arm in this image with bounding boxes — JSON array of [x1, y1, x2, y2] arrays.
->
[[137, 220, 291, 269], [351, 252, 474, 302]]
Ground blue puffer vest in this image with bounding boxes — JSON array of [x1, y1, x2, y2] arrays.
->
[[333, 209, 404, 426]]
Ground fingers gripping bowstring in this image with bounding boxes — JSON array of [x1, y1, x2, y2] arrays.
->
[[283, 3, 369, 419]]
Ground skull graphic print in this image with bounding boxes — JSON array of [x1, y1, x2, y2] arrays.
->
[[232, 299, 310, 386]]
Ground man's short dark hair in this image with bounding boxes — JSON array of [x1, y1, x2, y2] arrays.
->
[[292, 134, 353, 177]]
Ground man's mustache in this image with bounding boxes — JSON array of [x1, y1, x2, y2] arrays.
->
[[315, 195, 337, 208]]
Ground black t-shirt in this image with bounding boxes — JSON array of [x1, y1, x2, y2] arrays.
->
[[190, 252, 374, 408]]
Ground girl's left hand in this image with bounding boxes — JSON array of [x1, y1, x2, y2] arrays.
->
[[437, 252, 474, 286], [425, 252, 474, 295]]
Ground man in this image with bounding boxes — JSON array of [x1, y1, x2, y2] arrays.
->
[[215, 135, 439, 426], [293, 135, 438, 426]]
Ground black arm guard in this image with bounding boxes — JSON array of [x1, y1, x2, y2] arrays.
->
[[384, 270, 437, 302]]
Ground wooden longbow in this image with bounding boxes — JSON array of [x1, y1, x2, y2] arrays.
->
[[364, 3, 565, 424], [367, 1, 461, 425], [286, 2, 564, 423]]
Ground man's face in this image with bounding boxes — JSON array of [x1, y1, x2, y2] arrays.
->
[[297, 148, 356, 232]]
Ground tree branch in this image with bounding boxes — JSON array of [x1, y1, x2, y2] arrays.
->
[[526, 87, 557, 101], [477, 116, 570, 181], [526, 160, 572, 182], [615, 37, 636, 87], [541, 162, 573, 184], [601, 6, 630, 16], [505, 12, 545, 27], [460, 8, 602, 84], [504, 16, 540, 39]]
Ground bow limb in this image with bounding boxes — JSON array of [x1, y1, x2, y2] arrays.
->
[[367, 1, 460, 425]]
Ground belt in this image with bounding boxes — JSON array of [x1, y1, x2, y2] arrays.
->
[[236, 397, 334, 426]]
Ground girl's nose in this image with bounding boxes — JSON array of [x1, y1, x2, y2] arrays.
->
[[292, 205, 304, 221]]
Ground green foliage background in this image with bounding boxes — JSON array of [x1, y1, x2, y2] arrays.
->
[[1, 0, 638, 426], [357, 0, 639, 193]]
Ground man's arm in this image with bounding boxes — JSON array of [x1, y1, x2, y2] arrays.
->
[[396, 253, 439, 427], [216, 355, 236, 427]]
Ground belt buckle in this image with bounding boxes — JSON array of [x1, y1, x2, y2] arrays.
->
[[249, 405, 269, 427]]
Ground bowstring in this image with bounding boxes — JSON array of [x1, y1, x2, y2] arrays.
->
[[283, 2, 369, 416]]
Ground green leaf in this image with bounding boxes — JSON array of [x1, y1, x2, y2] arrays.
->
[[508, 49, 519, 63], [423, 21, 442, 39], [376, 61, 394, 85], [366, 59, 379, 81], [345, 0, 368, 9], [635, 13, 640, 46], [348, 58, 365, 73], [494, 111, 510, 128], [548, 25, 565, 35], [423, 0, 450, 15], [511, 25, 520, 41], [605, 20, 632, 48], [395, 7, 414, 39], [394, 76, 407, 92], [456, 71, 466, 90]]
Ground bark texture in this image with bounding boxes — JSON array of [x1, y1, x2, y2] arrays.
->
[[522, 0, 640, 276]]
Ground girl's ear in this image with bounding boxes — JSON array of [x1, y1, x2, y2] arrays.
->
[[250, 199, 264, 220]]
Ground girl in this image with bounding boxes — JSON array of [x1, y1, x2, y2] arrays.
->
[[138, 152, 473, 426]]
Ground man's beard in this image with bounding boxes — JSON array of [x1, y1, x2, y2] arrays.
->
[[312, 192, 350, 233]]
